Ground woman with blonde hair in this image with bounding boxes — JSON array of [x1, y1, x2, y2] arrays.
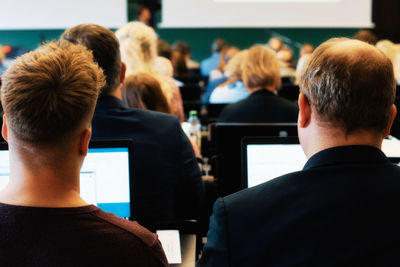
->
[[116, 21, 184, 121], [218, 45, 298, 123]]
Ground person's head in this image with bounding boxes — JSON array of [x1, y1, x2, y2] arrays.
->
[[116, 21, 158, 76], [224, 50, 248, 82], [60, 24, 122, 96], [212, 39, 227, 53], [354, 29, 378, 45], [268, 37, 283, 52], [300, 43, 314, 57], [122, 73, 170, 114], [299, 38, 397, 157], [172, 41, 191, 60], [136, 5, 152, 25], [217, 46, 239, 72], [242, 45, 281, 92], [158, 39, 172, 60], [171, 49, 188, 77], [1, 41, 105, 158], [277, 47, 295, 68]]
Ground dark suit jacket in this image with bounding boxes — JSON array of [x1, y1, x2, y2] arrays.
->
[[198, 146, 400, 266], [92, 96, 204, 226], [218, 89, 298, 123]]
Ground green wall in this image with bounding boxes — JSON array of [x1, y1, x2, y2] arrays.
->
[[0, 0, 359, 62]]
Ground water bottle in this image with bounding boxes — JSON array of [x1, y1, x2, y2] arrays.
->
[[188, 110, 201, 149]]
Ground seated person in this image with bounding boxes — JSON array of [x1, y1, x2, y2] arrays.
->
[[218, 45, 298, 123], [61, 24, 204, 227], [200, 38, 227, 77], [122, 72, 171, 114], [202, 46, 239, 104], [209, 50, 249, 104], [0, 41, 167, 266], [172, 41, 200, 71], [199, 38, 400, 266]]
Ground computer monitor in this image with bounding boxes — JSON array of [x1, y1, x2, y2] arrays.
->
[[242, 137, 306, 189], [241, 136, 400, 189], [0, 140, 133, 219], [210, 123, 298, 196]]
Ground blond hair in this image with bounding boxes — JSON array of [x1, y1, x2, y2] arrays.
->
[[242, 45, 281, 91], [1, 41, 105, 144], [224, 50, 248, 82]]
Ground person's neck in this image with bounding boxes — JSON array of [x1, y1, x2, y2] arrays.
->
[[302, 123, 383, 159], [109, 86, 123, 100], [248, 86, 277, 94], [0, 150, 87, 208]]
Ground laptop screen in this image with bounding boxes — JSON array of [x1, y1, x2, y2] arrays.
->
[[0, 140, 132, 219], [242, 137, 307, 188]]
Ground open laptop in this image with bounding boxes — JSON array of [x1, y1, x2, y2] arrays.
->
[[241, 137, 306, 189], [0, 139, 133, 219], [241, 136, 400, 189]]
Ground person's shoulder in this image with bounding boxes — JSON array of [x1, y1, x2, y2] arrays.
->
[[223, 170, 304, 208], [91, 208, 159, 247]]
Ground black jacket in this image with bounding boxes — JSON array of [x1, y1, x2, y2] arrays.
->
[[92, 95, 204, 226], [199, 145, 400, 266], [218, 89, 298, 123]]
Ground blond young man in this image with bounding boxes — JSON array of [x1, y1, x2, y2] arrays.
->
[[0, 41, 167, 266]]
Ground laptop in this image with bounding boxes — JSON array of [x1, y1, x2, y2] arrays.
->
[[0, 139, 133, 219], [241, 136, 400, 189], [210, 123, 298, 196], [241, 137, 306, 189]]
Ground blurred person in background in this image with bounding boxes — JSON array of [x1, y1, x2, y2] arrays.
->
[[122, 73, 171, 114], [116, 21, 184, 122], [209, 50, 249, 104]]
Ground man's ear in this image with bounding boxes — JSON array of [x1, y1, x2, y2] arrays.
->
[[298, 93, 312, 128], [383, 104, 397, 137], [79, 127, 92, 156], [120, 62, 126, 84], [2, 114, 8, 142]]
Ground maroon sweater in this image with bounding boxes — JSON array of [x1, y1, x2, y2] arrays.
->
[[0, 203, 168, 266]]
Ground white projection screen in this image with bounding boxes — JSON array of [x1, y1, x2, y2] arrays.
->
[[161, 0, 373, 28], [0, 0, 127, 29]]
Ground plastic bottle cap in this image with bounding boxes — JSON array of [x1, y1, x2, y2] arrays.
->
[[189, 110, 198, 117]]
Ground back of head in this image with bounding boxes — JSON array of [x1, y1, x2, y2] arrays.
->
[[172, 41, 191, 57], [212, 39, 228, 53], [60, 24, 120, 96], [122, 73, 170, 114], [242, 45, 281, 91], [1, 41, 105, 145], [158, 39, 172, 60], [300, 38, 396, 135], [354, 30, 378, 45], [268, 37, 283, 52], [224, 50, 248, 81], [116, 22, 158, 75], [171, 49, 189, 77]]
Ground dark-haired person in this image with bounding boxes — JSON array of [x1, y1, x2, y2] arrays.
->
[[122, 73, 171, 114], [60, 24, 204, 227], [218, 45, 298, 123], [136, 4, 152, 26], [199, 38, 399, 266], [172, 41, 200, 70], [0, 41, 167, 266]]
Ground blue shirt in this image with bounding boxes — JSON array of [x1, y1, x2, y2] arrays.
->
[[209, 81, 249, 104], [200, 52, 220, 77]]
